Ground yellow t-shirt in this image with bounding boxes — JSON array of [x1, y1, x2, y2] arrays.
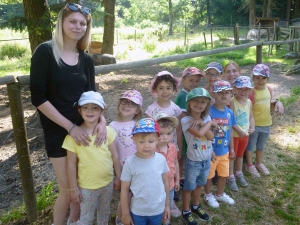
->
[[252, 88, 272, 126], [232, 97, 251, 137], [62, 126, 117, 189]]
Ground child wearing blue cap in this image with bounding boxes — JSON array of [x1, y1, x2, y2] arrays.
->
[[120, 118, 170, 225], [63, 91, 122, 225], [204, 81, 236, 208]]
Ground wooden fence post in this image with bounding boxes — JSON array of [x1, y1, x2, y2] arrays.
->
[[7, 82, 37, 223], [234, 23, 239, 45], [257, 23, 261, 41], [203, 32, 207, 48], [256, 44, 262, 64], [210, 27, 213, 48], [184, 22, 187, 46]]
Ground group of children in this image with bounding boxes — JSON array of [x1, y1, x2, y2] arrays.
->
[[62, 61, 284, 225]]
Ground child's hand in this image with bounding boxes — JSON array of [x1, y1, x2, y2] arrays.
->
[[114, 177, 121, 190], [189, 119, 204, 130], [70, 188, 82, 204], [248, 128, 254, 134], [237, 130, 247, 138], [211, 152, 217, 162], [177, 150, 182, 160], [175, 180, 180, 192], [274, 101, 284, 115], [229, 149, 235, 158], [210, 121, 218, 131], [122, 214, 134, 225], [163, 207, 170, 220]]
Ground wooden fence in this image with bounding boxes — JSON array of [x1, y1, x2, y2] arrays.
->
[[0, 38, 300, 223]]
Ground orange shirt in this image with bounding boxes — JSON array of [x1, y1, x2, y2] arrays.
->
[[156, 143, 178, 190]]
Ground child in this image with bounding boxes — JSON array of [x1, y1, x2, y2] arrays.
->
[[109, 90, 143, 225], [223, 61, 242, 86], [145, 71, 182, 153], [63, 91, 121, 225], [120, 118, 170, 225], [204, 62, 223, 98], [245, 64, 284, 177], [227, 76, 255, 191], [181, 88, 215, 225], [153, 111, 181, 224], [175, 67, 204, 184], [204, 81, 236, 208]]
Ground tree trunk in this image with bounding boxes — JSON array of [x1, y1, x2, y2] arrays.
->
[[249, 0, 255, 27], [266, 0, 272, 17], [168, 0, 173, 35], [262, 0, 267, 17], [23, 0, 53, 53], [286, 0, 291, 22], [102, 0, 115, 54], [295, 0, 300, 18], [206, 0, 210, 26]]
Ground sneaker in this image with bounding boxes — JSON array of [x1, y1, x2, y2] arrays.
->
[[245, 165, 260, 177], [171, 202, 181, 218], [227, 177, 238, 191], [215, 193, 235, 205], [181, 211, 198, 225], [191, 205, 210, 221], [256, 163, 270, 175], [115, 216, 124, 225], [174, 191, 180, 202], [236, 173, 248, 186], [204, 194, 219, 208]]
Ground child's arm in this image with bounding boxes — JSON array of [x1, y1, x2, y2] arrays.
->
[[174, 159, 180, 191], [121, 181, 134, 225], [229, 98, 247, 137], [188, 120, 214, 140], [271, 99, 284, 115], [176, 112, 186, 159], [229, 127, 235, 158], [162, 173, 170, 221], [248, 103, 255, 134], [67, 151, 82, 204], [109, 141, 121, 190], [93, 115, 107, 146]]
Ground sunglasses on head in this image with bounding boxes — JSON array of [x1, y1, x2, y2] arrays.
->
[[65, 3, 91, 15]]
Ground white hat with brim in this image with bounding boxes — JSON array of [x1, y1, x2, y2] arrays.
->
[[78, 91, 106, 109]]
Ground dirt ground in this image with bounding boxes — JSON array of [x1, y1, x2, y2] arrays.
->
[[0, 63, 299, 224]]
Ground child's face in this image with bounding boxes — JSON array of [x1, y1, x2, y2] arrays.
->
[[189, 97, 209, 114], [155, 80, 174, 101], [182, 75, 201, 92], [224, 64, 240, 86], [213, 90, 232, 105], [132, 133, 158, 159], [205, 69, 222, 86], [118, 99, 139, 119], [78, 103, 102, 124], [234, 87, 251, 99], [252, 76, 268, 90], [157, 126, 173, 147]]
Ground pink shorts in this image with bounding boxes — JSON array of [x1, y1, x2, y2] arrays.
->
[[208, 153, 229, 179], [234, 136, 249, 157]]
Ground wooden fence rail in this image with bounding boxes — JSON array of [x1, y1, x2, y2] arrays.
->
[[0, 38, 299, 223]]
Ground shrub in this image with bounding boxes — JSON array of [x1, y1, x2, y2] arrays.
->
[[0, 43, 28, 60], [143, 41, 157, 53]]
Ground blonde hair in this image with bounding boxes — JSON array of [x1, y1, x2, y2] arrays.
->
[[52, 5, 92, 65], [223, 61, 241, 73], [186, 97, 211, 118], [117, 100, 143, 121]]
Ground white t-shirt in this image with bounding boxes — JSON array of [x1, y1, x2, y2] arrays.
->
[[109, 120, 137, 166], [145, 100, 181, 148], [121, 153, 169, 216], [181, 115, 213, 161]]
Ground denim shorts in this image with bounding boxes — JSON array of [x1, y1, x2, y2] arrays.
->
[[130, 212, 163, 225], [184, 157, 210, 191], [246, 126, 270, 152]]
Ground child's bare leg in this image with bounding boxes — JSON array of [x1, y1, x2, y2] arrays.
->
[[192, 186, 201, 206], [246, 150, 253, 165], [235, 156, 243, 172], [182, 189, 192, 211], [256, 150, 263, 164], [229, 159, 234, 175], [179, 158, 184, 178], [204, 179, 212, 194], [216, 177, 226, 195]]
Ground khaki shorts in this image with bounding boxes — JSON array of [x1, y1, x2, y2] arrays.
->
[[208, 153, 229, 179]]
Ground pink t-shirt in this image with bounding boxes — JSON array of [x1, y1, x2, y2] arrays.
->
[[156, 143, 178, 190], [109, 120, 137, 167], [145, 100, 181, 147]]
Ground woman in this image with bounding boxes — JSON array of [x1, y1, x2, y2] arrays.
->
[[30, 3, 106, 225]]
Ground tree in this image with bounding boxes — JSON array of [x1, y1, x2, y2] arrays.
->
[[266, 0, 272, 17], [262, 0, 267, 17], [168, 0, 173, 35], [286, 0, 291, 22], [102, 0, 115, 54], [23, 0, 53, 53], [249, 0, 255, 27]]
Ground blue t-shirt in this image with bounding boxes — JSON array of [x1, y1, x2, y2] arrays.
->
[[210, 105, 236, 156]]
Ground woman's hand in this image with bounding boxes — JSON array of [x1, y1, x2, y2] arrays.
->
[[69, 125, 91, 146], [93, 116, 107, 146]]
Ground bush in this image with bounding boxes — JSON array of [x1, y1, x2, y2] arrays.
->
[[143, 41, 157, 53], [0, 43, 27, 60]]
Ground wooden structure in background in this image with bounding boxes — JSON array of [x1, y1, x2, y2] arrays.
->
[[88, 41, 102, 54]]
